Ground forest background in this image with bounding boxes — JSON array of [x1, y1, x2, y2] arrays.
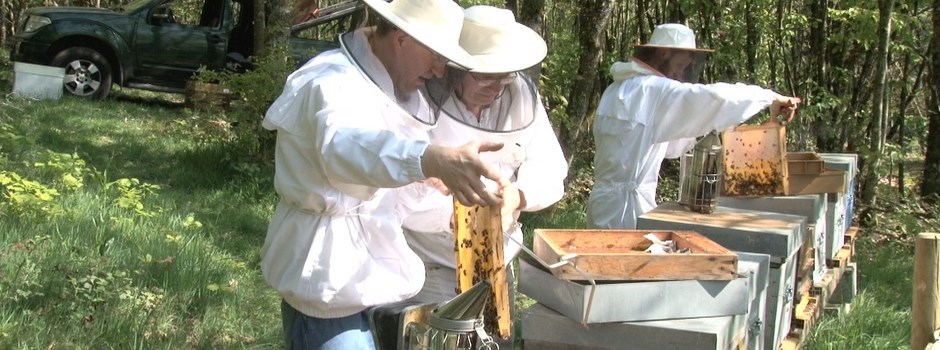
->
[[1, 0, 939, 349]]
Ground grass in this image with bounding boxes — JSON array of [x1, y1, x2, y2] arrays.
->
[[0, 56, 931, 350], [1, 75, 282, 348]]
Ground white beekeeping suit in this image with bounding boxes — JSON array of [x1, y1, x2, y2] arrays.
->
[[405, 72, 567, 268], [587, 23, 791, 230]]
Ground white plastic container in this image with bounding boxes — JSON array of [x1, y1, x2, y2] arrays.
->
[[13, 62, 65, 100]]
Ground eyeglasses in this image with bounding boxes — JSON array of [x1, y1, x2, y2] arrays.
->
[[469, 72, 517, 87], [412, 37, 448, 66]]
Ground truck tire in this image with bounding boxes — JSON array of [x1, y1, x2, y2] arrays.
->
[[51, 47, 113, 100]]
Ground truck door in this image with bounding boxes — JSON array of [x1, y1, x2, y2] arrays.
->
[[133, 0, 230, 86]]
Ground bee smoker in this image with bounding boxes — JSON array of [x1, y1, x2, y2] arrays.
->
[[404, 281, 498, 350], [680, 130, 723, 214]]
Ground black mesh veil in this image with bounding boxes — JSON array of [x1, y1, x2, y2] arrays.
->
[[634, 46, 710, 83], [422, 67, 539, 134]]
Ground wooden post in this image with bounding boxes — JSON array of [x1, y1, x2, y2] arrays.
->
[[913, 233, 940, 350]]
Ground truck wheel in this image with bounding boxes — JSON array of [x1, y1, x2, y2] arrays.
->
[[51, 47, 113, 100]]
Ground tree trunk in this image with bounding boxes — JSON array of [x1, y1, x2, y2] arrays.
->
[[860, 0, 895, 213], [744, 0, 757, 81], [517, 0, 545, 79], [263, 0, 294, 55], [892, 46, 926, 197], [517, 0, 544, 40], [255, 0, 268, 57], [924, 0, 940, 200], [559, 0, 615, 165], [1, 0, 6, 48], [636, 0, 647, 43], [809, 0, 836, 151]]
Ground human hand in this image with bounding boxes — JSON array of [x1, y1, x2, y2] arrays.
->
[[421, 141, 504, 206], [766, 96, 801, 125]]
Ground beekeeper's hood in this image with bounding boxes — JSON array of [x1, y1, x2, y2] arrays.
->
[[630, 23, 713, 83], [424, 5, 545, 140]]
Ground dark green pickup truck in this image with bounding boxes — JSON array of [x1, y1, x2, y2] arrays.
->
[[10, 0, 349, 99]]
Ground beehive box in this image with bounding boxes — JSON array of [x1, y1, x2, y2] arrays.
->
[[518, 256, 749, 323], [533, 229, 738, 281], [636, 202, 806, 350], [737, 251, 771, 350], [786, 152, 825, 174], [765, 251, 800, 350], [636, 202, 805, 261], [819, 154, 859, 259], [718, 194, 829, 284], [522, 251, 764, 349], [788, 169, 847, 196], [521, 302, 748, 350]]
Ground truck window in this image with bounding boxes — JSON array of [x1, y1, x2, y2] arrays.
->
[[158, 0, 217, 27]]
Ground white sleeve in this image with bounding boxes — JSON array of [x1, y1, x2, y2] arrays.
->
[[664, 137, 696, 159], [309, 76, 430, 188], [649, 80, 782, 143]]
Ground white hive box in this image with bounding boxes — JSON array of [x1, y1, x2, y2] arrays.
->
[[518, 256, 748, 324], [719, 194, 828, 284], [736, 251, 771, 350], [637, 202, 805, 350], [13, 62, 65, 100], [826, 198, 847, 259], [521, 302, 748, 350], [818, 153, 858, 257], [637, 202, 805, 264]]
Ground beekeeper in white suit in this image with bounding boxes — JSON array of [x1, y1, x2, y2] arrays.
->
[[587, 23, 801, 229], [259, 0, 511, 348], [403, 5, 567, 346]]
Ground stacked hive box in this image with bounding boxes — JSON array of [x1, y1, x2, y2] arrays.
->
[[637, 202, 806, 350], [518, 230, 754, 349], [519, 252, 767, 349], [716, 193, 830, 346], [817, 153, 858, 260], [718, 194, 828, 285], [782, 226, 860, 349], [735, 251, 773, 350]]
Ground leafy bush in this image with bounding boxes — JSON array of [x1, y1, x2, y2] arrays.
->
[[193, 44, 298, 160]]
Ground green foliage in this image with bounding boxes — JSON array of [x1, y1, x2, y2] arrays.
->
[[0, 171, 63, 219], [66, 270, 166, 314], [194, 44, 297, 159], [33, 150, 102, 192], [105, 178, 163, 218]]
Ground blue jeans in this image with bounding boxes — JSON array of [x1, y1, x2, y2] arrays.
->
[[281, 299, 375, 350]]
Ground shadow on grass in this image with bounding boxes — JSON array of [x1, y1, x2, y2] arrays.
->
[[109, 88, 188, 110]]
